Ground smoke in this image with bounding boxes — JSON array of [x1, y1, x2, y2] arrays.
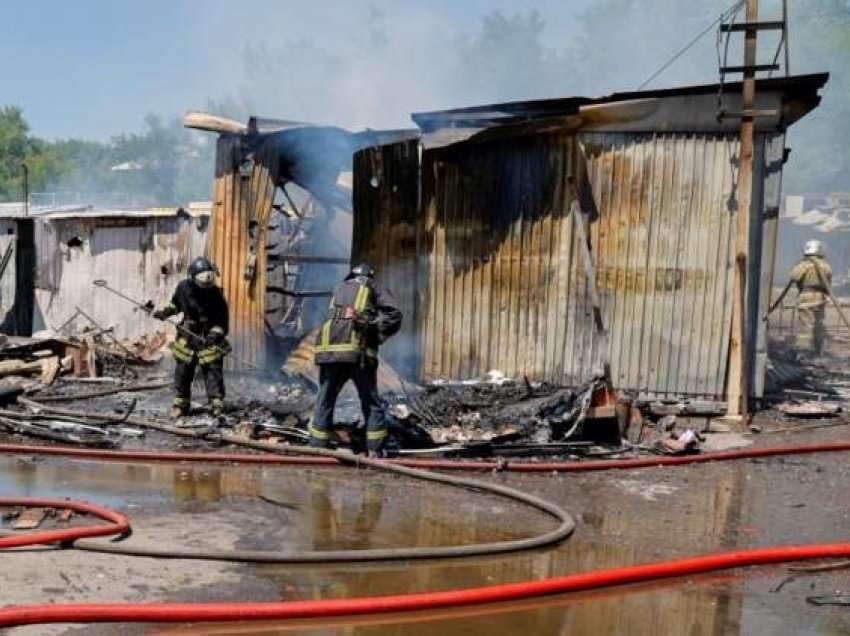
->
[[199, 4, 584, 130], [27, 1, 847, 209]]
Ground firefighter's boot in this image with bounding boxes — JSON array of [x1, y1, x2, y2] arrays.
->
[[171, 397, 189, 419], [210, 397, 225, 417]]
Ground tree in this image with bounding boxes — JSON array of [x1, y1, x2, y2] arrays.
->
[[42, 114, 215, 207], [0, 106, 71, 202]]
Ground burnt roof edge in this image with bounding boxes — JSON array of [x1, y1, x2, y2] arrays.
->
[[412, 72, 829, 132]]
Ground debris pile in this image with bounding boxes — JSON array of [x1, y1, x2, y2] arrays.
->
[[378, 373, 627, 456], [0, 336, 81, 391]]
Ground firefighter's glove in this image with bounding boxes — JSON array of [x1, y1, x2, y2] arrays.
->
[[352, 312, 371, 332], [205, 329, 225, 347], [354, 312, 378, 333]]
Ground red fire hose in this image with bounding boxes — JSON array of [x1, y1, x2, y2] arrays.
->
[[1, 441, 849, 627], [2, 540, 850, 627], [3, 439, 850, 472], [0, 497, 129, 549]]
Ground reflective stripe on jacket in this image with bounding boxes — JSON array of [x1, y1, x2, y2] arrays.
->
[[170, 334, 231, 365], [170, 337, 196, 363], [314, 280, 376, 365]]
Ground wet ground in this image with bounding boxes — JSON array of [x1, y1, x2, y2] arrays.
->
[[2, 423, 850, 635]]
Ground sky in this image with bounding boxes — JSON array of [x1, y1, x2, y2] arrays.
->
[[2, 0, 596, 140]]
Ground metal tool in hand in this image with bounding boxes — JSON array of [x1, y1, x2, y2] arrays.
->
[[91, 279, 262, 370]]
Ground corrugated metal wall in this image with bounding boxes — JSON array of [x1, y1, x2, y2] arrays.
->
[[418, 131, 745, 398], [0, 234, 17, 329], [351, 139, 420, 378], [32, 215, 208, 340], [210, 137, 279, 370]]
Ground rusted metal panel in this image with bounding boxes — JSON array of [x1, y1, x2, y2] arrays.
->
[[210, 137, 279, 371], [582, 133, 741, 398], [417, 131, 744, 398], [753, 134, 785, 398], [0, 234, 16, 328], [351, 139, 420, 379], [347, 77, 825, 398], [30, 214, 208, 341]]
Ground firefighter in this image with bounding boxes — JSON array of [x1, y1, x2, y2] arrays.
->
[[310, 263, 402, 456], [770, 240, 832, 356], [152, 257, 230, 417]]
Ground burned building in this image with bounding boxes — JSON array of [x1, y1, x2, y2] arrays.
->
[[191, 113, 415, 371], [0, 203, 209, 340], [352, 74, 827, 404]]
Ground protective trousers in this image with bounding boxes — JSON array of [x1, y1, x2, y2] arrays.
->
[[797, 294, 826, 355], [173, 357, 225, 414], [309, 362, 387, 451]]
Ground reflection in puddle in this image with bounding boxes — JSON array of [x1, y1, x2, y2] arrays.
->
[[4, 456, 846, 635]]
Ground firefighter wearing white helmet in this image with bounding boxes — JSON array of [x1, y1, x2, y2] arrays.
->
[[788, 240, 832, 355], [151, 257, 231, 417]]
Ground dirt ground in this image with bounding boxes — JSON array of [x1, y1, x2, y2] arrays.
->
[[2, 419, 850, 635]]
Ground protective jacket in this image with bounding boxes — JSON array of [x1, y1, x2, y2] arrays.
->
[[164, 279, 230, 365], [314, 275, 402, 365], [790, 256, 833, 307]]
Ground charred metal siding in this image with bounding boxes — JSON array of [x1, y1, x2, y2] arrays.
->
[[351, 139, 420, 378], [417, 131, 749, 398], [210, 136, 279, 370], [30, 214, 208, 340], [350, 76, 826, 399], [582, 132, 740, 398]]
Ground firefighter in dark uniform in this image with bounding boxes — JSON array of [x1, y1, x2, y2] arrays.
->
[[152, 257, 230, 418], [310, 263, 402, 456]]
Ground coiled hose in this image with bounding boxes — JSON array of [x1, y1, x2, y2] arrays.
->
[[0, 444, 575, 562]]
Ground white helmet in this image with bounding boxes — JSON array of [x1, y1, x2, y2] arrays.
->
[[803, 240, 824, 257]]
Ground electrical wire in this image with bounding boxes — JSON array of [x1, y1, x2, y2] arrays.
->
[[638, 0, 746, 90]]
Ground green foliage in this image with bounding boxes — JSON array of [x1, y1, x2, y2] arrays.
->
[[0, 106, 29, 200], [0, 109, 215, 206], [0, 106, 73, 202]]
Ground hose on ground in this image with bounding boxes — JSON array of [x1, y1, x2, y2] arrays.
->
[[0, 446, 576, 562], [3, 540, 850, 627], [3, 437, 850, 472], [2, 434, 850, 626], [0, 497, 130, 548]]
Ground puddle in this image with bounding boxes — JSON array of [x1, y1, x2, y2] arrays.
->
[[611, 478, 678, 501], [2, 454, 848, 636], [0, 456, 262, 509]]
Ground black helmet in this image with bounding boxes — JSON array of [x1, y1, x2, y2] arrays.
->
[[189, 257, 216, 288], [349, 263, 375, 279]]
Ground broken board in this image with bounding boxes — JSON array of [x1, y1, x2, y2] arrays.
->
[[11, 507, 48, 530]]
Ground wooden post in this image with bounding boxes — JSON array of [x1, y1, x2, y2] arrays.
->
[[568, 177, 612, 384], [727, 0, 759, 417]]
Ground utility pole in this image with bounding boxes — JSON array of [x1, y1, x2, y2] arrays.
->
[[726, 0, 759, 418], [21, 163, 28, 217]]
